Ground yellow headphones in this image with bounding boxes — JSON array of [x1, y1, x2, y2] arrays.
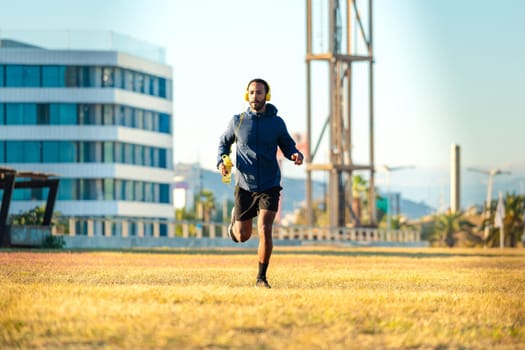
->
[[244, 79, 271, 102]]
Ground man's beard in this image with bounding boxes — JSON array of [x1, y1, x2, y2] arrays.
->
[[251, 100, 265, 112]]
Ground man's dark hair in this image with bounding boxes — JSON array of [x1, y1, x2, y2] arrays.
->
[[246, 78, 270, 93]]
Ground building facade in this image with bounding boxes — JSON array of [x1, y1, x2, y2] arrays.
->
[[0, 34, 174, 236]]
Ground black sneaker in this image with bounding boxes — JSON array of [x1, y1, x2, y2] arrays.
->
[[227, 207, 238, 243], [256, 278, 271, 289]]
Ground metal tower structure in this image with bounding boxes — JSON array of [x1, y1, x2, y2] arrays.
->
[[305, 0, 375, 228]]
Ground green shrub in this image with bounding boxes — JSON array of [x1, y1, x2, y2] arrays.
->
[[41, 235, 65, 249]]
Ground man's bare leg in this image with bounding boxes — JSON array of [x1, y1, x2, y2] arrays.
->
[[257, 209, 276, 263], [233, 218, 253, 243], [255, 209, 276, 288]]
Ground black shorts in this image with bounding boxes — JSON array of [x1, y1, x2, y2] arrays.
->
[[234, 186, 282, 221]]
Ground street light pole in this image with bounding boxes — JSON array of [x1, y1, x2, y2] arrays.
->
[[467, 168, 511, 240]]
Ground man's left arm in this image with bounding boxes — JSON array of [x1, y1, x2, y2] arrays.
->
[[277, 122, 304, 166]]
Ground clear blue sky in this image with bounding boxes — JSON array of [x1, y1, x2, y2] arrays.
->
[[1, 0, 524, 209]]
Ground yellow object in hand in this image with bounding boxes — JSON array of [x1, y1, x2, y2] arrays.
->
[[221, 154, 233, 184]]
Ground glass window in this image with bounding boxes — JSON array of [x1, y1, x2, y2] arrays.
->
[[51, 103, 77, 124], [94, 142, 103, 162], [116, 105, 126, 126], [23, 104, 37, 124], [24, 141, 41, 162], [134, 72, 144, 93], [114, 142, 123, 163], [103, 142, 114, 163], [135, 145, 144, 166], [104, 178, 114, 200], [33, 188, 46, 200], [102, 67, 114, 87], [0, 103, 4, 125], [125, 180, 133, 201], [124, 144, 133, 164], [0, 65, 4, 87], [152, 112, 160, 132], [114, 179, 123, 200], [143, 75, 151, 94], [143, 145, 151, 166], [78, 179, 86, 200], [150, 148, 158, 167], [75, 221, 88, 235], [79, 67, 91, 87], [159, 113, 171, 133], [124, 70, 133, 90], [65, 66, 78, 87], [165, 149, 173, 170], [134, 109, 144, 129], [6, 65, 40, 87], [7, 141, 40, 162], [159, 223, 167, 237], [103, 104, 114, 125], [42, 66, 66, 87], [135, 181, 144, 202], [78, 104, 100, 125], [144, 182, 153, 202], [57, 66, 66, 86], [159, 78, 166, 98], [150, 77, 159, 96], [165, 79, 172, 100], [144, 222, 153, 236], [57, 179, 74, 200], [60, 104, 77, 124], [159, 148, 167, 168], [77, 142, 85, 162], [92, 105, 102, 125], [37, 104, 50, 124], [129, 222, 137, 236], [0, 141, 4, 162], [144, 110, 154, 131], [114, 68, 123, 88], [111, 221, 121, 237], [78, 104, 92, 125], [60, 141, 77, 162], [159, 184, 170, 203], [153, 182, 160, 203], [124, 106, 133, 127], [6, 104, 23, 124], [84, 179, 98, 200], [12, 188, 30, 201], [83, 142, 98, 162], [92, 67, 102, 87], [95, 179, 104, 200], [43, 141, 60, 162], [5, 104, 37, 125]]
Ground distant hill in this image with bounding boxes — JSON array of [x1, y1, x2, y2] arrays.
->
[[197, 166, 434, 220]]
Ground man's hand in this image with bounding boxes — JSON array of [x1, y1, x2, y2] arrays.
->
[[291, 153, 303, 166], [218, 162, 228, 176]]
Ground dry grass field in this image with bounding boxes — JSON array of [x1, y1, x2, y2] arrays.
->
[[1, 247, 524, 349]]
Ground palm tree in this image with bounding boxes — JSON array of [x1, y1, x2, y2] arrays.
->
[[432, 211, 476, 247], [196, 189, 216, 222], [351, 174, 368, 224], [486, 193, 525, 247]]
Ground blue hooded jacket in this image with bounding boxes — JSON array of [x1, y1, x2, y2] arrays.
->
[[217, 103, 302, 192]]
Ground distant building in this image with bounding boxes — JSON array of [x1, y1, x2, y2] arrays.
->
[[173, 163, 203, 210], [0, 32, 174, 236]]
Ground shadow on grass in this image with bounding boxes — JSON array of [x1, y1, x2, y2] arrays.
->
[[3, 247, 523, 259]]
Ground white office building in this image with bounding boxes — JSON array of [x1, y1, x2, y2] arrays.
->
[[0, 32, 174, 236]]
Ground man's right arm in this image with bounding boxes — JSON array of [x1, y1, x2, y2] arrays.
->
[[217, 116, 236, 169]]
